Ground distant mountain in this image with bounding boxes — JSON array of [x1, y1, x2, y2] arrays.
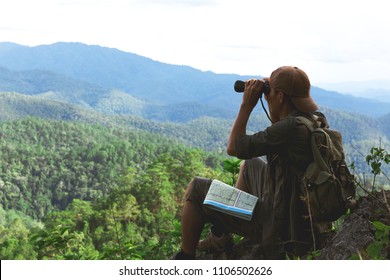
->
[[0, 42, 245, 108], [0, 42, 389, 118], [0, 92, 103, 122], [0, 66, 108, 107], [0, 67, 235, 121], [1, 91, 389, 178], [310, 87, 390, 117], [317, 80, 390, 103], [0, 91, 233, 152]]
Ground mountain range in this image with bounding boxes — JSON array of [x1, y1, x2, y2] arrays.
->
[[0, 42, 389, 145], [0, 42, 389, 120], [317, 80, 390, 103], [0, 41, 389, 177]]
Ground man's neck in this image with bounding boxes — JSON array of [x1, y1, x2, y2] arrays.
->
[[278, 106, 296, 120]]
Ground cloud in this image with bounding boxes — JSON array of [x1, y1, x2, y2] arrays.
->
[[1, 0, 390, 85], [131, 0, 218, 7], [0, 26, 28, 32]]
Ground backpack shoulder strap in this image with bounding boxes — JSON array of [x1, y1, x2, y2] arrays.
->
[[295, 115, 320, 132], [296, 116, 313, 131], [296, 115, 331, 172], [296, 114, 329, 129]]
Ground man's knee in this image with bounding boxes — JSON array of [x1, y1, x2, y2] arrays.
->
[[236, 161, 250, 192], [239, 160, 246, 172], [185, 177, 211, 201], [185, 178, 196, 200]]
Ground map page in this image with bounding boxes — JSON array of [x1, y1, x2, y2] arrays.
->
[[203, 179, 258, 221]]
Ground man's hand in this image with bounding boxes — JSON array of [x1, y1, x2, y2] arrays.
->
[[227, 79, 265, 156], [242, 79, 266, 109]]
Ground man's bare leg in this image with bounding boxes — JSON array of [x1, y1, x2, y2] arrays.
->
[[236, 161, 250, 192], [180, 181, 205, 257]]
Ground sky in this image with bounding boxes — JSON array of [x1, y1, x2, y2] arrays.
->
[[0, 0, 390, 89]]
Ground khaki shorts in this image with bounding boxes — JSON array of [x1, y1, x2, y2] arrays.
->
[[186, 157, 271, 241]]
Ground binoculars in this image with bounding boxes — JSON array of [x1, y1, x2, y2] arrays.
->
[[234, 80, 270, 96]]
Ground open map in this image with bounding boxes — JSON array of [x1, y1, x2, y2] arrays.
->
[[203, 179, 258, 221]]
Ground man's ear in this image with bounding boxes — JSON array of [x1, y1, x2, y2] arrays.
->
[[278, 91, 285, 104]]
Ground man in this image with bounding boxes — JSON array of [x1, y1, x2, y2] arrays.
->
[[172, 66, 321, 260]]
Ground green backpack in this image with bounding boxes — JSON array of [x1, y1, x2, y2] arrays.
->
[[296, 115, 356, 222]]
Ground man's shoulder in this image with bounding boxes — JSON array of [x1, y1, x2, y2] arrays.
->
[[288, 111, 328, 124], [271, 115, 300, 134]]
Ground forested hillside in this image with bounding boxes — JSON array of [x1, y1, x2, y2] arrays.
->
[[1, 117, 388, 260], [1, 91, 389, 175], [0, 117, 234, 259], [0, 118, 230, 219]]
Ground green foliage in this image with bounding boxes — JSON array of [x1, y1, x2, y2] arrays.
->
[[0, 206, 41, 259], [0, 117, 231, 259], [350, 221, 390, 260], [366, 221, 390, 259], [0, 117, 228, 220], [343, 146, 390, 260], [30, 224, 99, 260], [1, 116, 388, 260], [223, 158, 242, 186], [366, 146, 390, 191], [360, 147, 390, 260]]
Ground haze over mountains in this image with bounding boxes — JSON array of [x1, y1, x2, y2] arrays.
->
[[0, 42, 389, 120], [317, 80, 390, 103], [0, 42, 389, 144]]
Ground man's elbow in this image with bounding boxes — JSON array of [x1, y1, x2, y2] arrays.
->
[[226, 146, 237, 157]]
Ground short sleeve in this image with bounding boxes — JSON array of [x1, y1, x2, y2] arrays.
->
[[234, 117, 297, 159]]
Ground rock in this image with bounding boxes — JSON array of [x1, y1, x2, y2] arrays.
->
[[318, 190, 390, 260]]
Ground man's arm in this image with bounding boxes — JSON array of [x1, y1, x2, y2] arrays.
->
[[226, 104, 253, 156], [226, 79, 265, 156]]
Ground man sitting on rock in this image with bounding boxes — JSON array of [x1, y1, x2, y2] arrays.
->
[[172, 66, 321, 260]]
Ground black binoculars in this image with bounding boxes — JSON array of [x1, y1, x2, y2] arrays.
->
[[234, 80, 270, 96]]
